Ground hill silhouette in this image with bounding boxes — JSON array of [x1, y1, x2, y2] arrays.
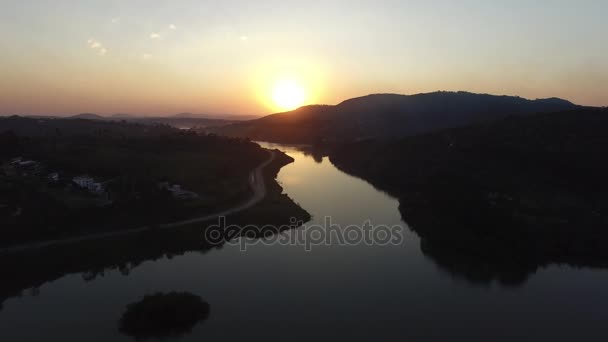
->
[[173, 112, 259, 121], [70, 113, 106, 120], [20, 113, 239, 130], [212, 91, 583, 143]]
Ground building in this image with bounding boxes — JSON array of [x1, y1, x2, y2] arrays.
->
[[172, 189, 200, 200], [11, 158, 41, 176], [157, 181, 170, 190], [73, 175, 104, 193], [48, 172, 59, 182], [158, 181, 200, 200], [18, 160, 37, 167]]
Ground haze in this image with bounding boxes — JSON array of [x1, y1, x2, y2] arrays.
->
[[1, 0, 606, 116]]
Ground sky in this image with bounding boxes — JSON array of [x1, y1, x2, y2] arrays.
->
[[0, 0, 606, 116]]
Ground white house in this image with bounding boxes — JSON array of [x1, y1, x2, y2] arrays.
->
[[157, 181, 199, 200], [48, 172, 59, 182], [73, 175, 104, 193]]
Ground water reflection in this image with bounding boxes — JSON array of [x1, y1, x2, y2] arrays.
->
[[260, 142, 540, 286], [420, 238, 535, 287], [119, 292, 210, 339], [0, 226, 219, 310], [1, 142, 608, 341]]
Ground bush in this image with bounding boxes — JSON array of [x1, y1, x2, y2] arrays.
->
[[119, 292, 210, 338]]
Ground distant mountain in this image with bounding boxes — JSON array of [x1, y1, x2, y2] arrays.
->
[[0, 115, 176, 138], [138, 117, 233, 129], [23, 115, 60, 119], [212, 91, 584, 143], [111, 113, 137, 119], [173, 113, 260, 121], [70, 113, 107, 121], [60, 112, 257, 122], [58, 113, 237, 129], [173, 113, 201, 118]]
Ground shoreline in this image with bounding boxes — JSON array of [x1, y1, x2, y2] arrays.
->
[[0, 149, 311, 307], [0, 148, 308, 254]]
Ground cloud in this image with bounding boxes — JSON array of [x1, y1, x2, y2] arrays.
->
[[87, 39, 107, 56], [87, 39, 101, 49], [169, 24, 177, 30], [150, 32, 161, 39]]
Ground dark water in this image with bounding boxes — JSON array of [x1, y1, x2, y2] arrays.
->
[[1, 143, 608, 341]]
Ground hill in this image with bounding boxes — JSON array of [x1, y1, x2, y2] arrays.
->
[[70, 113, 106, 120], [330, 108, 608, 283], [212, 91, 583, 143], [173, 113, 259, 121], [17, 113, 236, 130], [0, 115, 176, 137]]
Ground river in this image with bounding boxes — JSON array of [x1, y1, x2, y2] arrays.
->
[[1, 143, 607, 341]]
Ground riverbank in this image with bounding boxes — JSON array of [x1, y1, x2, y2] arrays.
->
[[0, 149, 310, 308], [330, 109, 608, 283]]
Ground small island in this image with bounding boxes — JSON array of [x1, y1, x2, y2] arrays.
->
[[119, 292, 210, 338]]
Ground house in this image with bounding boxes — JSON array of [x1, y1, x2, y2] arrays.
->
[[12, 159, 41, 176], [10, 157, 38, 168], [73, 175, 104, 193], [73, 175, 95, 188], [157, 181, 200, 200], [48, 172, 59, 182], [18, 160, 37, 167], [173, 190, 200, 200], [158, 181, 170, 190]]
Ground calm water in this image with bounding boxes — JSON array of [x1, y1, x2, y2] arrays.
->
[[1, 143, 608, 341]]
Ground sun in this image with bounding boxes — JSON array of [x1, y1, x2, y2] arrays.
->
[[272, 80, 305, 111]]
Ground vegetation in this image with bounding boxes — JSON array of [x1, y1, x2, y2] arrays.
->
[[330, 108, 608, 283], [0, 116, 270, 246], [119, 292, 210, 338], [0, 115, 176, 138]]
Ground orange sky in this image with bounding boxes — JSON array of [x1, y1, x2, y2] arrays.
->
[[1, 0, 606, 116]]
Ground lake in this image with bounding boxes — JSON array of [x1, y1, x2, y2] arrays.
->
[[1, 142, 607, 341]]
